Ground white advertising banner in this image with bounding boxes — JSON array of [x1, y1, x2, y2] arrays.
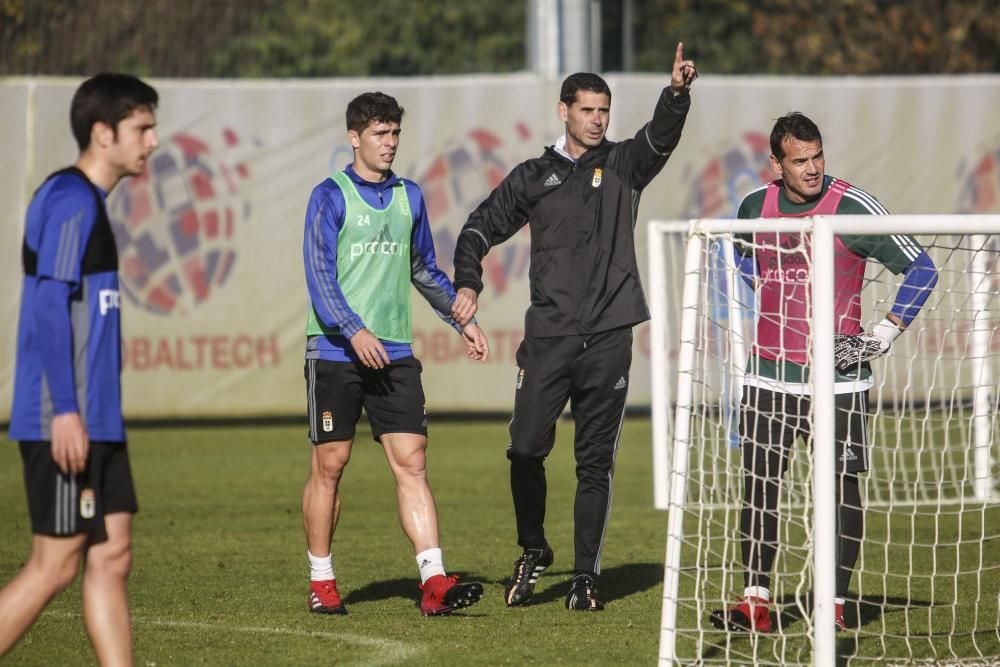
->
[[2, 74, 999, 419]]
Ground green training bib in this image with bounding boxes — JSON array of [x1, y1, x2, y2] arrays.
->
[[306, 171, 413, 342]]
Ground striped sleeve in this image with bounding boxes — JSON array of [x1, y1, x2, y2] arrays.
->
[[839, 181, 938, 324], [303, 181, 364, 337], [839, 184, 890, 215], [35, 177, 97, 285], [841, 232, 924, 275], [838, 184, 923, 274], [34, 279, 78, 414], [405, 181, 464, 333]]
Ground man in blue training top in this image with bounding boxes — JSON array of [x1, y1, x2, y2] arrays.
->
[[300, 91, 489, 617], [2, 73, 159, 665]]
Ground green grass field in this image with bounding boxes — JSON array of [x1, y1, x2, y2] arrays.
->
[[1, 419, 997, 665]]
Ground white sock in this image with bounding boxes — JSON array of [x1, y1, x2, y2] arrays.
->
[[744, 586, 770, 602], [835, 596, 845, 606], [416, 547, 445, 584], [308, 550, 335, 581]]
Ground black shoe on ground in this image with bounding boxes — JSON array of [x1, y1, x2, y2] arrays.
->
[[504, 546, 554, 607], [565, 573, 604, 611]]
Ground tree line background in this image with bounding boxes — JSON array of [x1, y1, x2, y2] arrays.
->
[[2, 0, 998, 77]]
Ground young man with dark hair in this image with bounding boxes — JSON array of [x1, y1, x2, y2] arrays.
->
[[2, 72, 159, 665], [301, 91, 488, 617], [451, 44, 698, 611], [710, 111, 938, 633]]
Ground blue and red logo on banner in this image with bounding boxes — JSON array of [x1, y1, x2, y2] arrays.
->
[[108, 128, 252, 315], [413, 124, 534, 297], [957, 142, 1000, 214]]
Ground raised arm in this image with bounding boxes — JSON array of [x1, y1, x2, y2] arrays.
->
[[620, 41, 697, 191]]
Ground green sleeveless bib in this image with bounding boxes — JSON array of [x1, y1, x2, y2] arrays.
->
[[306, 171, 413, 342]]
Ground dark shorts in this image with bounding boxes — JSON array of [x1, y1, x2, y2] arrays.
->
[[304, 356, 427, 445], [19, 440, 139, 543], [739, 386, 871, 474]]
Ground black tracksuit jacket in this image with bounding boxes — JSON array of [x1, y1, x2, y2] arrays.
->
[[453, 88, 691, 338]]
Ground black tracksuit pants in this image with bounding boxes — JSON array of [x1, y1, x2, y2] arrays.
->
[[507, 327, 632, 575]]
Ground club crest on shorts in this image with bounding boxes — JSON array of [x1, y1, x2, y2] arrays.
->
[[516, 368, 525, 389], [591, 168, 602, 188], [80, 488, 96, 519], [322, 410, 334, 432]]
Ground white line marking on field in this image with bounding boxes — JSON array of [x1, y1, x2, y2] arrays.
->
[[43, 612, 422, 666]]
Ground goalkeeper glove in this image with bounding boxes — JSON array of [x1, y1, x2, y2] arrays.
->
[[833, 318, 902, 372]]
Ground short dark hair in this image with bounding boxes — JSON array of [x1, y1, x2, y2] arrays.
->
[[770, 112, 822, 161], [346, 92, 405, 134], [559, 73, 611, 106], [70, 73, 158, 151]]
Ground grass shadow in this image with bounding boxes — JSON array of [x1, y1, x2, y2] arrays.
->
[[496, 561, 664, 607], [774, 592, 930, 632], [598, 562, 665, 603], [342, 576, 416, 605], [343, 572, 492, 615]]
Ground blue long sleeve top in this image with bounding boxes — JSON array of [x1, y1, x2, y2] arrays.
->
[[303, 164, 464, 362]]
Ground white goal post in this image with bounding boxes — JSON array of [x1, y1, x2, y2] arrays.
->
[[648, 216, 999, 666]]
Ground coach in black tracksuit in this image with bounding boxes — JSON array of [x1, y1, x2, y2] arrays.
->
[[450, 44, 698, 611]]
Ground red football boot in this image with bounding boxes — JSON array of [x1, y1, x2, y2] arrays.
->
[[309, 579, 347, 615], [419, 574, 484, 616], [709, 595, 773, 633], [835, 601, 847, 631]]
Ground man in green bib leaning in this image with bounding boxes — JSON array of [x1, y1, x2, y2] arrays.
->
[[300, 92, 489, 616]]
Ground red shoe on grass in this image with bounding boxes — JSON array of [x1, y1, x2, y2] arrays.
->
[[709, 595, 772, 633], [419, 574, 484, 616], [835, 601, 847, 631], [309, 579, 347, 615]]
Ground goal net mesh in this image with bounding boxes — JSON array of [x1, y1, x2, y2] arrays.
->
[[653, 225, 999, 665]]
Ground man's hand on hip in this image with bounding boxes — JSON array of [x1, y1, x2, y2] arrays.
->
[[833, 318, 903, 371]]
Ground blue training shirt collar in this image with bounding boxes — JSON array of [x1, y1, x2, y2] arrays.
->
[[345, 163, 401, 191]]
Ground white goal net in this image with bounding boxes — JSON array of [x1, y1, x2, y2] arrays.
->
[[649, 216, 1000, 666]]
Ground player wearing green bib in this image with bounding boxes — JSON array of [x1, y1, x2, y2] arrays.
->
[[710, 112, 938, 634], [300, 92, 489, 617], [305, 169, 414, 344]]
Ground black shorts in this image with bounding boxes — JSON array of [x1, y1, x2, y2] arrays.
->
[[739, 386, 870, 474], [304, 356, 427, 444], [19, 440, 139, 542]]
